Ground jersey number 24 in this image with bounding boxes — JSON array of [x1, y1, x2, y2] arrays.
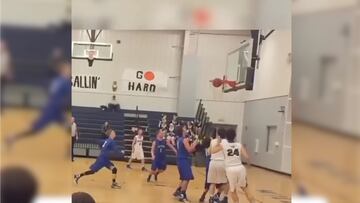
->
[[227, 148, 240, 156]]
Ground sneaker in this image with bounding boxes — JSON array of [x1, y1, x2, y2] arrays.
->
[[111, 182, 121, 189], [74, 174, 80, 184], [141, 167, 147, 171], [173, 189, 181, 198], [209, 196, 220, 203], [147, 174, 152, 182], [178, 193, 190, 203], [126, 164, 132, 169], [220, 196, 228, 203]]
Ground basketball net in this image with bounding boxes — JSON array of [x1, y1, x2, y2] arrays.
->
[[87, 50, 97, 67], [210, 76, 237, 88]]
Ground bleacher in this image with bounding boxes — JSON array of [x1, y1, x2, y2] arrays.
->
[[2, 25, 71, 107], [2, 25, 70, 87], [72, 106, 125, 160], [72, 100, 212, 165], [72, 106, 179, 164]]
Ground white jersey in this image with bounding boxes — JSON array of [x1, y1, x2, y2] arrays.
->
[[134, 135, 144, 149], [132, 135, 144, 160], [210, 138, 227, 160], [222, 142, 242, 167]]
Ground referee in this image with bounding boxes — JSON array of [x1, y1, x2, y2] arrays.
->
[[71, 116, 79, 161]]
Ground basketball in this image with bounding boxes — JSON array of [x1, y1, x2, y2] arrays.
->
[[211, 78, 223, 88], [226, 80, 237, 88]]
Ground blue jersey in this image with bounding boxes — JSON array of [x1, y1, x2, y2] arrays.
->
[[177, 136, 194, 180], [177, 137, 191, 159], [98, 138, 117, 160], [32, 76, 71, 131], [90, 138, 117, 172], [43, 76, 71, 116], [154, 138, 167, 161], [151, 138, 167, 171]]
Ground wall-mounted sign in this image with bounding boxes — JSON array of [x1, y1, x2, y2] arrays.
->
[[72, 75, 100, 89], [122, 70, 168, 93]]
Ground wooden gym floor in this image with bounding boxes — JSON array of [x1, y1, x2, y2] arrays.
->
[[72, 159, 291, 203], [1, 108, 72, 196], [2, 108, 358, 202]]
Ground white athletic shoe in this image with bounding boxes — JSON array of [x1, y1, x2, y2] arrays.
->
[[74, 174, 80, 184], [111, 182, 122, 189]]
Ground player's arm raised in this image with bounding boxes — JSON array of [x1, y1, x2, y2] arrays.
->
[[151, 140, 156, 160], [183, 138, 198, 153], [166, 139, 177, 155]]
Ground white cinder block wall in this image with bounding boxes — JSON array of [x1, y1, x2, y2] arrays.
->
[[72, 30, 184, 112], [187, 30, 291, 140], [185, 30, 291, 173], [187, 32, 250, 141], [72, 30, 292, 173]]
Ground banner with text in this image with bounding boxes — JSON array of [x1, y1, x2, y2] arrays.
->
[[121, 69, 168, 93]]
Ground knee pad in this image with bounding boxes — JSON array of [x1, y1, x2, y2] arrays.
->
[[112, 167, 117, 174]]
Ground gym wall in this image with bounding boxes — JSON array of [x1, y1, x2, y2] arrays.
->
[[188, 32, 250, 141], [1, 0, 69, 27], [293, 8, 360, 136], [187, 30, 291, 141], [72, 30, 183, 112], [72, 30, 293, 171], [186, 30, 292, 173]]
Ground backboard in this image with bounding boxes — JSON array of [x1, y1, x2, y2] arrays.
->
[[72, 41, 113, 60], [224, 39, 253, 92]]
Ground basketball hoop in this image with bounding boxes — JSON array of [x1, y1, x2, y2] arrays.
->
[[85, 49, 98, 67], [210, 76, 237, 88]]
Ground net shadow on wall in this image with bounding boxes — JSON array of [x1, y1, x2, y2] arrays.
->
[[72, 30, 114, 67]]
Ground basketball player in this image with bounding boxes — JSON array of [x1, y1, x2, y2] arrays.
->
[[127, 128, 146, 171], [173, 125, 199, 202], [208, 128, 229, 203], [71, 116, 79, 161], [211, 129, 257, 203], [199, 129, 215, 202], [74, 129, 122, 189], [5, 58, 71, 148], [147, 129, 177, 182], [167, 123, 176, 146]]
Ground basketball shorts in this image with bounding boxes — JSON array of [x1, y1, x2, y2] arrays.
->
[[131, 147, 144, 160], [32, 109, 63, 132], [177, 158, 194, 181], [90, 158, 114, 172], [207, 159, 227, 184], [151, 158, 167, 171], [225, 165, 247, 192]]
